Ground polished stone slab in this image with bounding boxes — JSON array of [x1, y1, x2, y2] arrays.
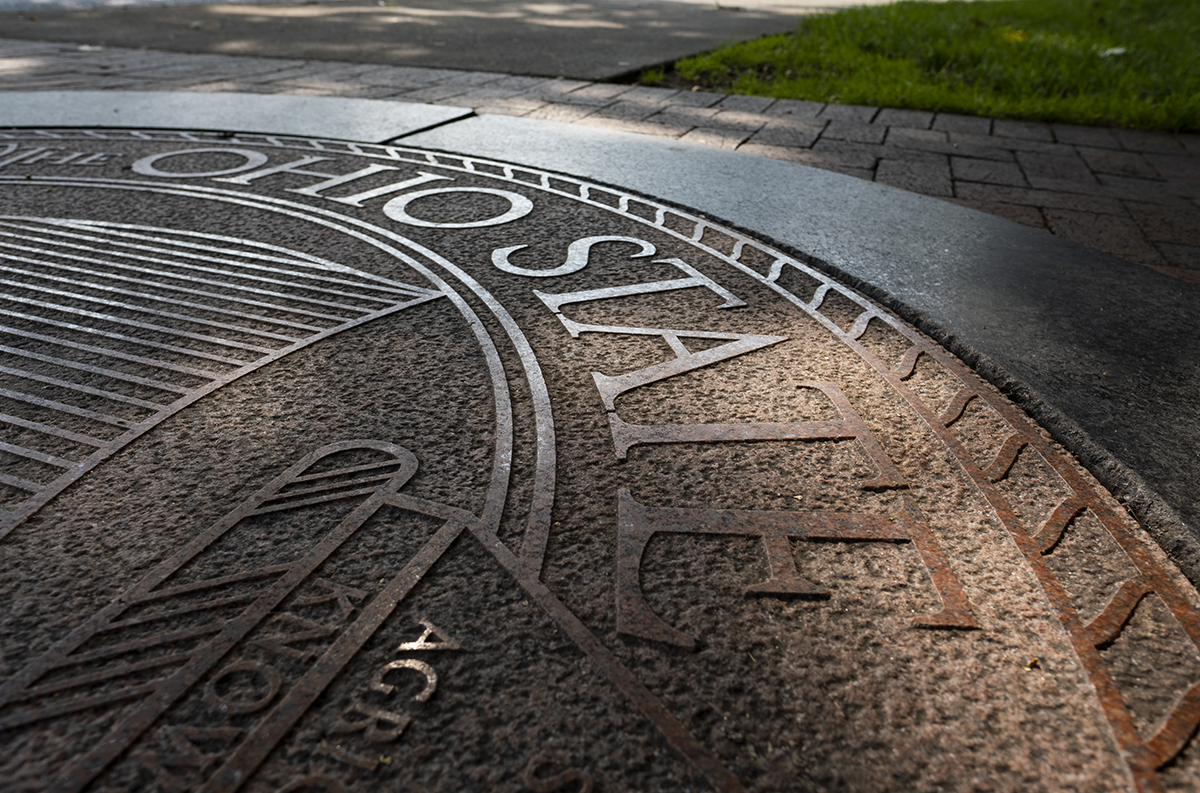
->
[[1, 90, 471, 142]]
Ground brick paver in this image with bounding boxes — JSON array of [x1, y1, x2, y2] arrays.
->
[[2, 38, 1197, 286]]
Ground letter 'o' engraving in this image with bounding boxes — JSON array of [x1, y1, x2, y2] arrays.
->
[[204, 661, 283, 715], [131, 148, 270, 178], [382, 186, 533, 228]]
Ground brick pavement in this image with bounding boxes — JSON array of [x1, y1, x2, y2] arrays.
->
[[3, 37, 1198, 286]]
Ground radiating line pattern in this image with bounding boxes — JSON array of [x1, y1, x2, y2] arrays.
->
[[0, 217, 443, 535], [0, 440, 440, 793]]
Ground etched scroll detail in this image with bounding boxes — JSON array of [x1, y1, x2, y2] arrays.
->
[[0, 440, 481, 793], [0, 218, 443, 535], [616, 490, 977, 649]]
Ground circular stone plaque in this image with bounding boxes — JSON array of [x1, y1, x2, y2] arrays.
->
[[1, 130, 1200, 793]]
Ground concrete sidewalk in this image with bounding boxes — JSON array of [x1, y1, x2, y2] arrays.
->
[[0, 0, 803, 81], [2, 37, 1198, 286]]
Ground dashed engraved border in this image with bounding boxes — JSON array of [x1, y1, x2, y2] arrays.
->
[[5, 128, 1200, 792]]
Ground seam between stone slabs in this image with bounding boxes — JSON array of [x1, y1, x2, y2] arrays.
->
[[0, 38, 1197, 283]]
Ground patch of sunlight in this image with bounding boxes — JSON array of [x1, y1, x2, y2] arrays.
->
[[0, 58, 47, 74], [525, 17, 626, 28], [210, 3, 520, 18]]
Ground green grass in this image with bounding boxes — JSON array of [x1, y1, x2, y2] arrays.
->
[[650, 0, 1199, 131]]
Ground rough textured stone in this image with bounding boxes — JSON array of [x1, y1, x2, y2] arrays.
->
[[932, 112, 992, 135], [992, 118, 1054, 142], [1143, 154, 1200, 185], [1115, 128, 1186, 154], [822, 120, 888, 145], [1078, 147, 1162, 179], [524, 102, 596, 123], [809, 139, 883, 169], [764, 98, 825, 118], [1125, 200, 1200, 247], [1052, 123, 1121, 149], [876, 156, 952, 196], [716, 94, 775, 113], [745, 118, 825, 149], [954, 183, 1124, 215], [1156, 242, 1200, 270], [660, 89, 725, 108], [873, 108, 934, 129], [816, 103, 879, 124], [950, 156, 1028, 186], [589, 99, 663, 121], [948, 131, 1063, 155], [1016, 151, 1098, 189], [576, 114, 687, 137], [2, 129, 1194, 793], [944, 197, 1046, 229], [884, 126, 947, 148], [679, 125, 752, 148], [1044, 209, 1167, 266], [1098, 173, 1200, 200]]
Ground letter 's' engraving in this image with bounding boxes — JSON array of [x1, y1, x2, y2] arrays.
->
[[535, 257, 744, 313], [492, 235, 655, 278]]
